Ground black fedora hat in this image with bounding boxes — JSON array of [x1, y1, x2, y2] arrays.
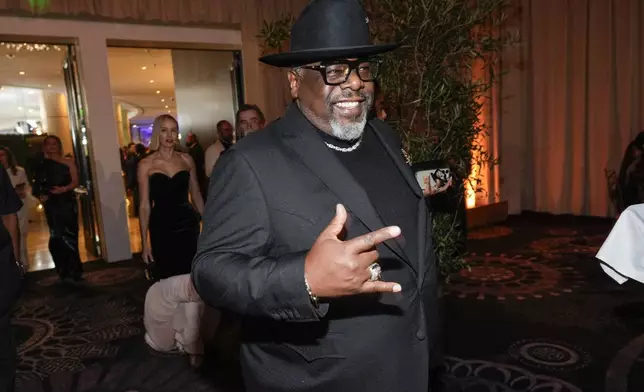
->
[[259, 0, 401, 68]]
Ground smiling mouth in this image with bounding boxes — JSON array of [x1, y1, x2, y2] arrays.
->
[[334, 101, 362, 109]]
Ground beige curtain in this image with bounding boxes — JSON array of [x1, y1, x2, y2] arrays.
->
[[499, 0, 644, 217]]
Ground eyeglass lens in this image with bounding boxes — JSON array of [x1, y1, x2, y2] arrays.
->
[[324, 61, 379, 84]]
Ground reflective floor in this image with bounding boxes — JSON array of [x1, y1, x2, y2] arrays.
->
[[27, 205, 142, 272]]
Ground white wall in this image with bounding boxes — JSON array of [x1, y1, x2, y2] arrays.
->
[[171, 50, 236, 147], [0, 16, 241, 261]]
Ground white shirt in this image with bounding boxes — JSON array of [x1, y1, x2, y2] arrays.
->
[[204, 140, 226, 178], [6, 166, 28, 189]]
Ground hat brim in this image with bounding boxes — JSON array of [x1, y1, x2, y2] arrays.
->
[[258, 42, 402, 67]]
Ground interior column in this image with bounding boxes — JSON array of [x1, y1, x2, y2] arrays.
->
[[171, 49, 236, 147], [75, 36, 132, 262], [40, 90, 74, 155]]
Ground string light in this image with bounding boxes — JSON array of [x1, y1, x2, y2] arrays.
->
[[1, 42, 62, 52]]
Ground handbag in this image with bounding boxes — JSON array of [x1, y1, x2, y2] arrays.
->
[[144, 261, 159, 282]]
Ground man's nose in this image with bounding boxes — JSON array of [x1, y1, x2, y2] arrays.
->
[[344, 69, 364, 91]]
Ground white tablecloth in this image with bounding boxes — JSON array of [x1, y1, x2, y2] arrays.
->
[[596, 204, 644, 284]]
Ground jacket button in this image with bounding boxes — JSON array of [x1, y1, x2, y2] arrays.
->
[[416, 330, 426, 340]]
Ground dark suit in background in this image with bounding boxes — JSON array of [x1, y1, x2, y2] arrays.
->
[[192, 105, 439, 392]]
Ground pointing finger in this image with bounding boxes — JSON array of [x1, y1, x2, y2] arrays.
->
[[346, 226, 401, 254]]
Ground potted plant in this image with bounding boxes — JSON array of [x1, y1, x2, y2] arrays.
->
[[257, 14, 294, 56]]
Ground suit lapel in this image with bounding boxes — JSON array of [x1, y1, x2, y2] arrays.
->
[[280, 105, 412, 270], [369, 120, 424, 199]]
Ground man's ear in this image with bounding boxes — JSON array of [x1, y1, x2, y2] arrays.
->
[[287, 70, 301, 99]]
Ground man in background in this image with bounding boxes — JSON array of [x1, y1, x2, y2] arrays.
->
[[0, 166, 22, 392], [204, 120, 234, 178], [235, 104, 266, 140], [185, 132, 207, 199]]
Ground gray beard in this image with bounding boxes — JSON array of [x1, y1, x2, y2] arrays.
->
[[329, 117, 367, 141]]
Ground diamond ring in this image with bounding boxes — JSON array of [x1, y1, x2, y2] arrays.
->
[[368, 263, 382, 281]]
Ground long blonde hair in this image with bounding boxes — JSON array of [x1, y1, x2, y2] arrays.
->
[[148, 114, 178, 151]]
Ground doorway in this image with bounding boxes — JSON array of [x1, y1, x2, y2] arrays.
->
[[105, 46, 243, 254], [0, 41, 101, 271]]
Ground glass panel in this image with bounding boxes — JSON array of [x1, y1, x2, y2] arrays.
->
[[62, 46, 101, 257]]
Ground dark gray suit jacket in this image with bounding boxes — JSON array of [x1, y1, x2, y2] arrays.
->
[[192, 105, 439, 392]]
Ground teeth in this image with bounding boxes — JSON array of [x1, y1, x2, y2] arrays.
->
[[335, 101, 359, 108]]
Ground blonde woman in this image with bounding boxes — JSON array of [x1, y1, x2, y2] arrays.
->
[[138, 115, 204, 279], [0, 146, 33, 270]]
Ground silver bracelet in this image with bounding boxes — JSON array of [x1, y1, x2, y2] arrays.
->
[[304, 276, 319, 307]]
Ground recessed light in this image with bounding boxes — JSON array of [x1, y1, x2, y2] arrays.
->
[[161, 99, 165, 102], [149, 80, 154, 84], [17, 106, 23, 110], [27, 91, 34, 95], [156, 90, 160, 94], [141, 66, 147, 70], [28, 109, 34, 113], [18, 71, 25, 75], [47, 84, 52, 88], [165, 105, 169, 108], [167, 110, 171, 113]]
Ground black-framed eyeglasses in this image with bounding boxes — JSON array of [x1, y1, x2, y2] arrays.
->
[[301, 59, 381, 86]]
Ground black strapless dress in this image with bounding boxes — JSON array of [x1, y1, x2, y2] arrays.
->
[[148, 170, 200, 279], [32, 158, 83, 280]]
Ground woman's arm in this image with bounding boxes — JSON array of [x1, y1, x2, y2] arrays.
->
[[138, 159, 152, 258], [183, 153, 205, 216]]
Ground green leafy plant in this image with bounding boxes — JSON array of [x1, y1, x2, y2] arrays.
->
[[28, 0, 49, 12], [257, 14, 294, 54], [365, 0, 517, 277]]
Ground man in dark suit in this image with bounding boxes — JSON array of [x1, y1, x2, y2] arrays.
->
[[192, 0, 439, 391]]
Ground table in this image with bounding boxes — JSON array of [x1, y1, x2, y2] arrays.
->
[[597, 204, 644, 284]]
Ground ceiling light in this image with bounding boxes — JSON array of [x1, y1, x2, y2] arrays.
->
[[18, 71, 25, 75], [17, 106, 23, 110], [149, 80, 154, 84], [156, 90, 160, 94], [141, 66, 147, 70], [161, 99, 165, 102], [165, 105, 169, 108], [27, 91, 34, 95], [167, 110, 171, 113], [28, 109, 34, 113], [47, 84, 52, 88]]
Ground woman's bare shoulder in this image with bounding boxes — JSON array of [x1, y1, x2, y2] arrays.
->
[[139, 154, 157, 170], [177, 151, 195, 166]]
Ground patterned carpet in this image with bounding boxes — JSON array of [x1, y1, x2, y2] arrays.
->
[[10, 212, 644, 391]]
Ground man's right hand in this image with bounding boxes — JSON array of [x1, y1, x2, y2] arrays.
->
[[304, 204, 402, 298]]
